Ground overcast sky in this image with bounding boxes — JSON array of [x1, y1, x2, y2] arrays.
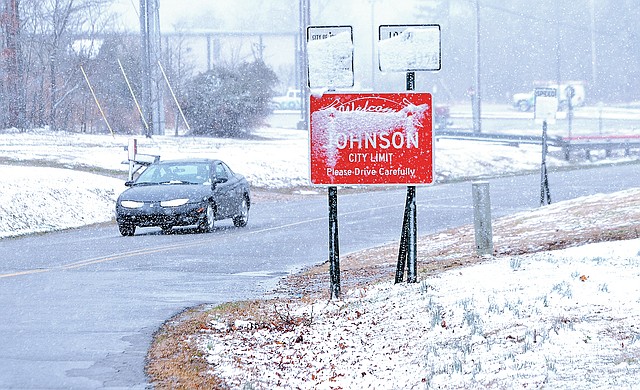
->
[[112, 0, 229, 31], [111, 0, 418, 32]]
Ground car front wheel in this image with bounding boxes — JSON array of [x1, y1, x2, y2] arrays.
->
[[198, 203, 215, 233], [517, 100, 530, 112], [233, 196, 249, 227], [118, 222, 135, 236], [161, 225, 173, 234]]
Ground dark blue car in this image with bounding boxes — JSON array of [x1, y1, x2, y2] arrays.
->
[[115, 159, 250, 236]]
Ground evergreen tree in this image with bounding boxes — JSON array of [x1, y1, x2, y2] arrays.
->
[[183, 61, 278, 137]]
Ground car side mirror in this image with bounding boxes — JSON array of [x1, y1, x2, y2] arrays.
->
[[211, 177, 224, 190], [124, 180, 134, 187]]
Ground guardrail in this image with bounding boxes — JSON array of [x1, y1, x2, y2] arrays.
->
[[435, 130, 640, 161], [435, 130, 548, 146], [557, 135, 640, 160]]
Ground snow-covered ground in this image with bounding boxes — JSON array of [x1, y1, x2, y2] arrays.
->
[[0, 165, 123, 238], [190, 180, 640, 389], [201, 236, 640, 389], [2, 115, 640, 388], [1, 119, 635, 238]]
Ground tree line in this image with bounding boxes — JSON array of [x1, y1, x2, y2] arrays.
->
[[0, 0, 278, 137]]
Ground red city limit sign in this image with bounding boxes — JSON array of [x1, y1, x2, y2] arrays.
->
[[309, 92, 433, 185]]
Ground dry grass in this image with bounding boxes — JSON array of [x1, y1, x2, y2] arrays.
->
[[145, 308, 229, 389], [146, 188, 640, 389]]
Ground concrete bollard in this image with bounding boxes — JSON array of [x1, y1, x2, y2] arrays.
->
[[472, 181, 493, 256]]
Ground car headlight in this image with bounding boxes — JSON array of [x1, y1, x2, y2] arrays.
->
[[160, 198, 189, 207], [120, 200, 144, 209]]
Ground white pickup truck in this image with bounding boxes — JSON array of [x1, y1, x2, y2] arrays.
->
[[513, 82, 585, 112], [272, 89, 302, 110]]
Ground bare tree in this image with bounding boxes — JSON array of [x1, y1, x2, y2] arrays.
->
[[162, 25, 196, 135], [18, 0, 113, 131], [1, 0, 27, 129]]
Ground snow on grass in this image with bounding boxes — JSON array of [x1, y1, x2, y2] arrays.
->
[[0, 165, 125, 238], [186, 187, 640, 389], [197, 224, 640, 389]]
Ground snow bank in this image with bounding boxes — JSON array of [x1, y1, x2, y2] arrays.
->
[[0, 166, 125, 238]]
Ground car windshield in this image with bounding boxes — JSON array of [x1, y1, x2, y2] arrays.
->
[[135, 162, 211, 185]]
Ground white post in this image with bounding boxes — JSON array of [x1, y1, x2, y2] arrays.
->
[[472, 181, 493, 256]]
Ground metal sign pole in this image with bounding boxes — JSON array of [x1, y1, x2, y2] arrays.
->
[[534, 88, 555, 206], [407, 186, 417, 282], [328, 186, 341, 299], [306, 24, 354, 301], [396, 71, 418, 283], [396, 182, 418, 283], [311, 24, 438, 288], [540, 120, 552, 206], [395, 190, 410, 283]]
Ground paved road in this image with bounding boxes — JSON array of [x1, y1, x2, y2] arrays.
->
[[0, 164, 638, 389]]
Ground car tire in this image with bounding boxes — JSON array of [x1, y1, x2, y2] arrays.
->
[[198, 203, 215, 233], [118, 223, 135, 236], [517, 100, 530, 112], [233, 196, 249, 227]]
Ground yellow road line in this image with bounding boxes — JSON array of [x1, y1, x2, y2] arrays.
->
[[0, 268, 51, 278], [0, 220, 318, 279], [0, 202, 402, 279]]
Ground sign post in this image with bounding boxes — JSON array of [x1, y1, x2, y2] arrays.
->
[[307, 25, 354, 299], [397, 71, 418, 283], [378, 24, 440, 284], [127, 138, 137, 181], [307, 23, 439, 296], [472, 181, 493, 256], [540, 120, 552, 206], [534, 87, 556, 206], [328, 186, 340, 299], [309, 92, 433, 288]]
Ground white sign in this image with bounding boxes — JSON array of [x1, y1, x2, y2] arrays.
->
[[534, 87, 557, 124], [378, 24, 441, 72], [307, 26, 354, 88]]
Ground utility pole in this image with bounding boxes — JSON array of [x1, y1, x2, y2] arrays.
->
[[589, 0, 597, 94], [555, 2, 562, 94], [297, 0, 310, 130], [369, 0, 377, 90], [472, 0, 482, 134], [140, 0, 164, 136]]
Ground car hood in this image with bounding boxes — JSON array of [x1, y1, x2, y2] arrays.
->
[[118, 184, 211, 202]]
